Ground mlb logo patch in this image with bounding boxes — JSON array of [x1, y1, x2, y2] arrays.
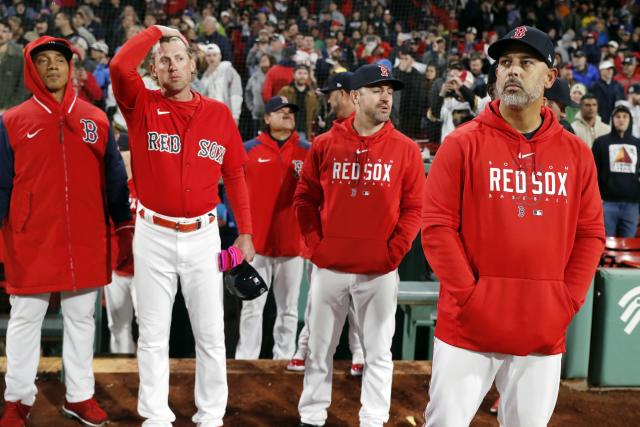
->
[[533, 209, 543, 216]]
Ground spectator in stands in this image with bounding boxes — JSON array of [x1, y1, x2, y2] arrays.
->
[[572, 93, 610, 148], [0, 19, 29, 113], [246, 28, 272, 76], [458, 27, 482, 56], [109, 8, 139, 52], [591, 59, 625, 123], [558, 62, 576, 88], [543, 78, 577, 133], [194, 43, 243, 124], [582, 33, 600, 65], [262, 46, 296, 102], [614, 55, 640, 95], [316, 44, 348, 89], [467, 52, 488, 89], [72, 8, 97, 45], [54, 11, 80, 41], [430, 66, 479, 141], [572, 50, 599, 88], [393, 45, 426, 139], [422, 35, 447, 77], [90, 41, 110, 99], [616, 84, 640, 139], [24, 15, 51, 42], [71, 54, 103, 105], [77, 5, 105, 41], [592, 105, 640, 237], [246, 54, 276, 138], [198, 16, 232, 61], [278, 64, 317, 140], [567, 82, 586, 123]]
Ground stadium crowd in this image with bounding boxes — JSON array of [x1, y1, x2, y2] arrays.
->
[[1, 0, 639, 147]]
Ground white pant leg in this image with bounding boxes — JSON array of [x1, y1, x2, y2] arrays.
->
[[298, 268, 351, 426], [235, 254, 273, 359], [293, 262, 314, 360], [4, 294, 50, 405], [347, 297, 363, 364], [423, 338, 501, 427], [271, 256, 304, 360], [352, 271, 398, 427], [60, 288, 99, 403], [176, 223, 227, 426], [133, 219, 179, 426], [105, 272, 136, 354], [496, 353, 562, 427]]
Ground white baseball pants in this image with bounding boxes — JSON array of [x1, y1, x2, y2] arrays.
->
[[105, 272, 137, 354], [294, 263, 364, 363], [133, 207, 226, 427], [298, 268, 398, 427], [423, 338, 562, 427], [4, 289, 99, 405], [235, 255, 304, 360]]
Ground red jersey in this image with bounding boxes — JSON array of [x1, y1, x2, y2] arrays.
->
[[422, 100, 605, 356], [244, 132, 309, 257], [294, 116, 424, 274], [110, 26, 252, 233]]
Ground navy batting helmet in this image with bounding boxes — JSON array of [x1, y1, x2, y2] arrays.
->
[[224, 261, 268, 300]]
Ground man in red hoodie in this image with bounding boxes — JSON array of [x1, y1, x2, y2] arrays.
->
[[110, 25, 254, 426], [422, 26, 605, 426], [0, 37, 133, 427], [295, 63, 424, 427], [235, 96, 308, 360]]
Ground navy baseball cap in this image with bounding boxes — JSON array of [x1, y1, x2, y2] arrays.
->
[[488, 26, 555, 68], [264, 96, 299, 114], [544, 78, 578, 108], [319, 72, 352, 94], [487, 61, 498, 85], [30, 38, 74, 62], [350, 63, 404, 90], [629, 83, 640, 94]]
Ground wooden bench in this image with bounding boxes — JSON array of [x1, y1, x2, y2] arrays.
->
[[398, 281, 439, 360]]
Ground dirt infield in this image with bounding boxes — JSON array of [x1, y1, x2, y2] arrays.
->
[[0, 359, 638, 426]]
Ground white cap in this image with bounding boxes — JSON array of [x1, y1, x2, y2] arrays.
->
[[220, 10, 230, 18], [91, 41, 109, 55], [199, 43, 221, 55], [599, 60, 615, 70], [608, 40, 619, 49], [451, 100, 471, 111]]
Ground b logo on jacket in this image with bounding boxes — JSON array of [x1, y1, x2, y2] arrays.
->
[[80, 119, 98, 144]]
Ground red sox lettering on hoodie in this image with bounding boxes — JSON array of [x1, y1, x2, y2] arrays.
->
[[331, 160, 393, 185]]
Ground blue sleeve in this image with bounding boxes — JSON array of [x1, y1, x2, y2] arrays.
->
[[0, 117, 14, 226], [104, 125, 132, 224]]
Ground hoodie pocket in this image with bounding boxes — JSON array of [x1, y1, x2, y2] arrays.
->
[[311, 237, 393, 273], [9, 190, 32, 233], [457, 276, 575, 355]]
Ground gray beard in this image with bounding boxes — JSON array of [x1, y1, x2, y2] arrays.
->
[[497, 81, 545, 108]]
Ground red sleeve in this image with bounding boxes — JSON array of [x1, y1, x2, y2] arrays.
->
[[82, 72, 103, 102], [262, 69, 273, 103], [220, 108, 252, 234], [224, 169, 252, 235], [109, 26, 162, 111], [388, 141, 425, 268], [422, 135, 477, 306], [563, 146, 605, 311], [294, 140, 324, 252]]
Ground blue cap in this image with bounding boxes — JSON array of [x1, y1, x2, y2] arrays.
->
[[319, 72, 353, 94], [350, 63, 404, 90], [264, 96, 299, 114]]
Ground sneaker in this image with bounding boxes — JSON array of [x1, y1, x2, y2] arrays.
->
[[490, 397, 500, 414], [0, 401, 31, 427], [287, 358, 305, 372], [349, 363, 364, 376], [61, 397, 109, 426]]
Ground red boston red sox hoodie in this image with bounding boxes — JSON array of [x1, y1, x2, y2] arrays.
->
[[295, 115, 424, 274], [422, 100, 605, 356]]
